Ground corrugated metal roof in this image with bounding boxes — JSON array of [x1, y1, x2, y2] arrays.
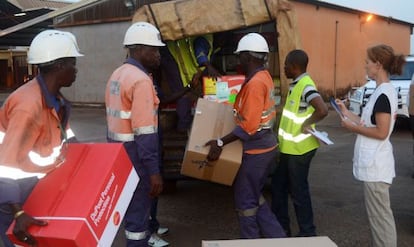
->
[[55, 0, 165, 26], [0, 1, 54, 47], [8, 0, 69, 11], [0, 0, 100, 47]]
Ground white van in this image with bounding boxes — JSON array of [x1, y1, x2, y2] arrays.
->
[[349, 55, 414, 118]]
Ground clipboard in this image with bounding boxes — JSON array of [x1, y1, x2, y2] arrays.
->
[[308, 128, 334, 145], [329, 97, 358, 125], [330, 97, 344, 118]]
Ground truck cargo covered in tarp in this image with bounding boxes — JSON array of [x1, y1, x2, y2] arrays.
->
[[131, 0, 302, 99]]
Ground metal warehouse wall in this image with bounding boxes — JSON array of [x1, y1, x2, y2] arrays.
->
[[60, 22, 130, 104], [57, 1, 412, 104], [292, 1, 411, 98]]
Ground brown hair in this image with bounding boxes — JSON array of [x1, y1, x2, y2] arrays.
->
[[367, 44, 406, 75]]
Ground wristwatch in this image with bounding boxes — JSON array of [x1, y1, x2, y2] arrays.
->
[[217, 138, 224, 147]]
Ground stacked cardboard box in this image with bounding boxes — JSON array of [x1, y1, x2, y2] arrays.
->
[[202, 75, 245, 104]]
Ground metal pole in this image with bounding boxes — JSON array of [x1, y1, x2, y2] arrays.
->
[[334, 20, 338, 98]]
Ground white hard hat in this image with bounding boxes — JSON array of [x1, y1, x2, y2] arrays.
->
[[234, 33, 269, 54], [27, 30, 84, 65], [123, 22, 165, 47]]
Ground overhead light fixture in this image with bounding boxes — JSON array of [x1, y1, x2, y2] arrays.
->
[[124, 0, 137, 12], [360, 14, 374, 32], [360, 14, 373, 24], [364, 14, 373, 23], [14, 12, 26, 17]]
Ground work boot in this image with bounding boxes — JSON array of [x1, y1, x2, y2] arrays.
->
[[148, 233, 169, 247]]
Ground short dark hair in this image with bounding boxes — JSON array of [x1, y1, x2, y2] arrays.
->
[[37, 57, 72, 74], [286, 49, 308, 71]]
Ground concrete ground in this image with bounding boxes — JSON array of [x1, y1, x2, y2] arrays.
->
[[69, 106, 414, 247]]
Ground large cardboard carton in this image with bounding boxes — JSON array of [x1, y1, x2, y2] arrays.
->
[[181, 98, 242, 186], [7, 143, 139, 247], [202, 236, 338, 247]]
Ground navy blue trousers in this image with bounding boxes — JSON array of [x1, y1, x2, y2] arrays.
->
[[233, 149, 286, 238], [0, 177, 38, 247], [111, 140, 152, 247], [271, 149, 317, 237]]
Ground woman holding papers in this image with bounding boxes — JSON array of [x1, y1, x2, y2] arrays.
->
[[335, 44, 405, 247]]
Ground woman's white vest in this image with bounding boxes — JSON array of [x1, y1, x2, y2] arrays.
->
[[353, 82, 397, 184]]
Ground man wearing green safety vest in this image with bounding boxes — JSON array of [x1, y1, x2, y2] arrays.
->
[[271, 49, 328, 237], [161, 34, 220, 133]]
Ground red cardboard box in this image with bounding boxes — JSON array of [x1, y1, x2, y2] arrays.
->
[[7, 143, 139, 247]]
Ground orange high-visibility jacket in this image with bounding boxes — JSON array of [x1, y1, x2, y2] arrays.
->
[[105, 63, 159, 142], [234, 70, 276, 135], [105, 60, 160, 174], [233, 69, 277, 154], [0, 77, 71, 179]]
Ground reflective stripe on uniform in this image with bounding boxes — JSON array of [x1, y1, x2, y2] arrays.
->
[[0, 130, 64, 168], [29, 144, 64, 167], [261, 106, 275, 118], [133, 125, 157, 136], [258, 119, 274, 130], [278, 128, 312, 143], [258, 107, 275, 130], [125, 230, 147, 240], [0, 165, 46, 179], [0, 127, 74, 143], [237, 196, 266, 217], [281, 109, 311, 124], [235, 111, 274, 132], [107, 131, 134, 142], [66, 128, 75, 139], [106, 107, 132, 119]]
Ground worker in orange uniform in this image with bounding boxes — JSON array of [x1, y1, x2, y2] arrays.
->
[[105, 22, 164, 247], [0, 30, 83, 247], [205, 33, 286, 239]]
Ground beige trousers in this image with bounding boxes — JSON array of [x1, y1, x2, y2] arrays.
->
[[363, 182, 397, 247]]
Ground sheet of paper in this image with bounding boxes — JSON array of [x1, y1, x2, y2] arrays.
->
[[216, 81, 229, 100], [308, 129, 334, 145]]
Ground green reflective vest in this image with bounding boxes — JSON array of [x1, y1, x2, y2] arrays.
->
[[167, 34, 213, 87], [278, 75, 320, 155]]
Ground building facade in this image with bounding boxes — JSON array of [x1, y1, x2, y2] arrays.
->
[[1, 0, 412, 103]]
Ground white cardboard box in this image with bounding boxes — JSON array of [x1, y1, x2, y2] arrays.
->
[[202, 236, 338, 247]]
